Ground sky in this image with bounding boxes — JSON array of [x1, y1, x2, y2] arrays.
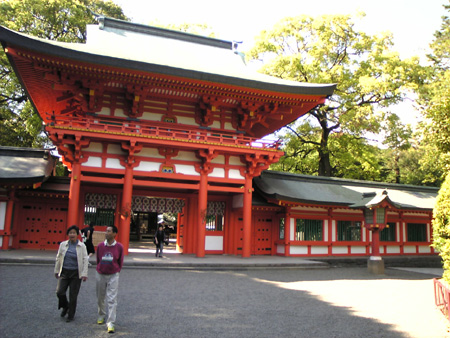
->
[[112, 0, 446, 59], [111, 0, 448, 127]]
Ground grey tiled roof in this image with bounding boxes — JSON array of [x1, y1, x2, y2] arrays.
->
[[254, 171, 438, 210], [0, 17, 336, 97], [0, 147, 56, 184]]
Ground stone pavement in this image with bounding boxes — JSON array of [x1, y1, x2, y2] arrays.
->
[[0, 247, 444, 276], [0, 247, 448, 337], [0, 261, 448, 337]]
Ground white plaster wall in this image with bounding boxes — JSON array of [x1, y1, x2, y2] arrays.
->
[[224, 122, 234, 131], [402, 223, 406, 242], [418, 245, 432, 254], [210, 168, 225, 178], [331, 220, 336, 241], [139, 147, 164, 158], [107, 144, 124, 155], [403, 246, 417, 254], [386, 246, 401, 254], [290, 246, 308, 255], [210, 121, 221, 129], [290, 218, 295, 241], [83, 157, 102, 168], [0, 202, 6, 230], [277, 245, 285, 254], [114, 108, 128, 118], [135, 161, 160, 172], [86, 142, 103, 152], [311, 246, 328, 255], [106, 158, 124, 169], [177, 116, 196, 125], [177, 151, 198, 162], [97, 107, 111, 115], [176, 164, 199, 176], [350, 246, 366, 254], [229, 156, 242, 166], [228, 169, 244, 179], [211, 155, 225, 164], [205, 236, 223, 251], [141, 112, 164, 121], [332, 246, 348, 254], [323, 220, 328, 241]]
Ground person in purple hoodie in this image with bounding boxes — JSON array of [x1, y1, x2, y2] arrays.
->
[[95, 225, 124, 334]]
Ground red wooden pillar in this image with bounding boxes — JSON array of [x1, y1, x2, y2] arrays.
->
[[119, 165, 133, 255], [119, 141, 142, 255], [242, 175, 253, 258], [371, 229, 381, 256], [284, 207, 291, 256], [195, 149, 217, 258], [2, 189, 15, 250], [197, 171, 208, 258], [67, 161, 81, 227]]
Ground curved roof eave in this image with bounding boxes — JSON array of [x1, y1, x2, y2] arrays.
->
[[254, 171, 438, 211], [0, 26, 336, 97]]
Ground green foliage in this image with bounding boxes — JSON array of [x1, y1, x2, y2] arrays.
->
[[249, 13, 424, 177], [417, 1, 450, 168], [397, 144, 445, 186], [433, 173, 450, 281], [0, 0, 127, 148], [270, 120, 386, 181]]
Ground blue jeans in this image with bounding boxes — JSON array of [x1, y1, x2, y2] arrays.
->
[[156, 242, 163, 256]]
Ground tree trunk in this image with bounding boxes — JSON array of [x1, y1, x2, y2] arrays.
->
[[318, 121, 333, 177]]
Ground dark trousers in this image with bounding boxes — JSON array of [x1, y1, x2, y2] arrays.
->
[[156, 242, 164, 256], [56, 268, 82, 319]]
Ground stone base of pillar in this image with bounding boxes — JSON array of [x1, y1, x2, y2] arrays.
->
[[367, 256, 385, 274]]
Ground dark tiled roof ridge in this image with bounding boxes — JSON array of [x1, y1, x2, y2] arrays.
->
[[0, 146, 55, 158], [261, 170, 440, 192], [99, 16, 233, 50]]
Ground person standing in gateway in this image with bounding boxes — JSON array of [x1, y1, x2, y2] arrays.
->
[[96, 225, 124, 334]]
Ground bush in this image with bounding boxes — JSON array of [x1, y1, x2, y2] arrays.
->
[[432, 173, 450, 281]]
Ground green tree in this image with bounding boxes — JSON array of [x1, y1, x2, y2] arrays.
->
[[392, 144, 445, 186], [249, 13, 424, 177], [423, 1, 450, 280], [381, 113, 412, 183], [271, 120, 386, 181], [433, 173, 450, 282], [417, 1, 450, 166], [0, 0, 127, 147]]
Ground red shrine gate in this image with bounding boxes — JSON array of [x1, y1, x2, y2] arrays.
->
[[0, 17, 335, 256]]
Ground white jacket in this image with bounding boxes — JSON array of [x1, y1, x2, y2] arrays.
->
[[54, 240, 89, 278]]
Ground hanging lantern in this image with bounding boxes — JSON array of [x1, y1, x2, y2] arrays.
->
[[364, 206, 387, 230]]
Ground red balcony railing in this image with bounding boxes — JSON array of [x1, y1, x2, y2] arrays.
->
[[46, 114, 281, 150]]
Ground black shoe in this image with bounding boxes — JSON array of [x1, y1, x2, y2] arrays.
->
[[66, 317, 73, 322], [60, 307, 68, 317]]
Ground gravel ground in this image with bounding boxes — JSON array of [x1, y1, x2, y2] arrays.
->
[[0, 264, 449, 338]]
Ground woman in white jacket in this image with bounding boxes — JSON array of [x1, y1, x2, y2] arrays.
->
[[54, 225, 89, 322]]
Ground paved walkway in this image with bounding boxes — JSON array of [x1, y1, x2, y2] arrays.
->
[[0, 261, 448, 337], [0, 248, 444, 276]]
